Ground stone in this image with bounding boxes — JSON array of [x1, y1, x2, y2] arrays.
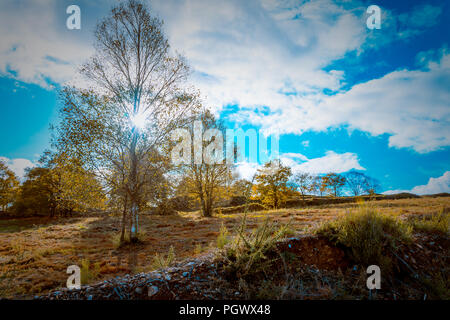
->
[[148, 286, 159, 297]]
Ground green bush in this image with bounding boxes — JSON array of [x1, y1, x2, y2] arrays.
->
[[316, 203, 412, 267]]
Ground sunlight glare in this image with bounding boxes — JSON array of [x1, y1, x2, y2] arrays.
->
[[131, 111, 147, 130]]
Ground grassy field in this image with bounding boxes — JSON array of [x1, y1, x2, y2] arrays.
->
[[0, 197, 448, 299]]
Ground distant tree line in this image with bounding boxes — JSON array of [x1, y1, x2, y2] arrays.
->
[[1, 150, 380, 217]]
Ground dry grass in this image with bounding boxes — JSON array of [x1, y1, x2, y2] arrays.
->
[[316, 202, 412, 269], [0, 197, 448, 298], [408, 208, 449, 235]]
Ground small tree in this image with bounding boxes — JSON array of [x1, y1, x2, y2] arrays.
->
[[363, 176, 381, 195], [0, 160, 19, 211], [176, 111, 233, 217], [254, 160, 292, 209], [344, 171, 367, 196], [292, 172, 313, 200], [322, 173, 346, 197], [345, 171, 380, 196], [14, 167, 53, 216], [309, 175, 325, 196]]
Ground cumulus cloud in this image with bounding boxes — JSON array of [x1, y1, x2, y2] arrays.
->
[[384, 171, 450, 195], [235, 150, 364, 180], [247, 51, 450, 153], [154, 0, 368, 112], [0, 156, 36, 179], [153, 0, 447, 154], [235, 161, 260, 181], [280, 151, 365, 174], [0, 0, 98, 87], [1, 0, 446, 154]]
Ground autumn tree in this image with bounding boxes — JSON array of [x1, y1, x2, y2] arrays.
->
[[228, 178, 253, 206], [253, 160, 292, 209], [14, 167, 53, 216], [292, 172, 313, 200], [14, 152, 105, 216], [322, 173, 346, 197], [0, 160, 19, 211], [175, 110, 233, 217], [308, 175, 324, 196], [56, 0, 199, 241]]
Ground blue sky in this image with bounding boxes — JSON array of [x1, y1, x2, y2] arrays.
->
[[0, 0, 449, 194]]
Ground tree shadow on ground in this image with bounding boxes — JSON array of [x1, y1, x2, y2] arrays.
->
[[77, 212, 202, 275], [0, 216, 86, 233]]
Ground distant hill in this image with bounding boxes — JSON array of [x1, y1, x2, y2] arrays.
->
[[383, 192, 421, 199], [422, 192, 450, 198]]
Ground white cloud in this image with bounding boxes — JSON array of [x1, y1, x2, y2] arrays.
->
[[0, 157, 36, 179], [248, 51, 450, 153], [234, 161, 260, 181], [1, 0, 446, 155], [154, 0, 367, 113], [384, 171, 450, 195], [153, 0, 447, 154], [235, 150, 364, 180], [281, 151, 365, 175], [0, 0, 95, 87], [281, 152, 308, 161]]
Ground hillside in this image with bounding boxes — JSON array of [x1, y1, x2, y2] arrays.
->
[[1, 197, 448, 300]]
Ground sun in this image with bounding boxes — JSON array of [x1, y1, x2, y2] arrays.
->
[[130, 111, 147, 130]]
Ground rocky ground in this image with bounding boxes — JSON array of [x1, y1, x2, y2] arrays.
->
[[36, 233, 449, 300]]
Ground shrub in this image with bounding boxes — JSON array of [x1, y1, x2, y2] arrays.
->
[[216, 223, 230, 249], [151, 245, 175, 270], [409, 208, 449, 235], [80, 259, 100, 284], [316, 203, 412, 267], [229, 196, 248, 206], [194, 243, 203, 255], [221, 214, 293, 279]]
